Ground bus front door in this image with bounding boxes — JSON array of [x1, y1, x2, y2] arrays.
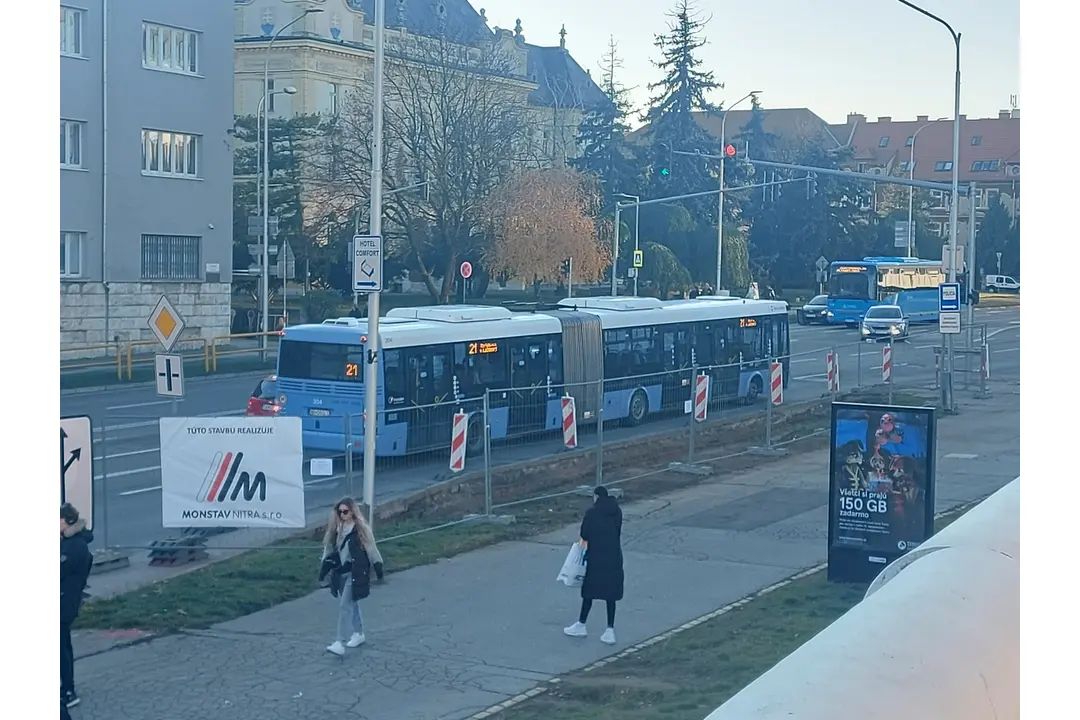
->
[[404, 347, 457, 453], [507, 338, 549, 437]]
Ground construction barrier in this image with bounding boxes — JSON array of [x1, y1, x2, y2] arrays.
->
[[449, 410, 468, 473], [561, 395, 578, 448], [694, 373, 709, 422], [826, 351, 840, 394], [882, 343, 893, 384], [770, 361, 783, 406], [982, 344, 991, 380]]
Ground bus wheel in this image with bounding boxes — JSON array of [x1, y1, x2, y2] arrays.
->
[[466, 419, 484, 457], [744, 376, 763, 405], [627, 390, 649, 426]]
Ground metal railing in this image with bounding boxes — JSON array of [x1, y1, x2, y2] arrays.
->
[[60, 342, 124, 379], [124, 338, 209, 379], [209, 331, 282, 371], [89, 325, 1009, 563]]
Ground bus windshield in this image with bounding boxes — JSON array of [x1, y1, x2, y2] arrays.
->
[[278, 339, 365, 382], [829, 270, 871, 299]]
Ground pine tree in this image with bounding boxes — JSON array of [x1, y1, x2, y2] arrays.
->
[[642, 0, 724, 202], [736, 95, 780, 162], [571, 36, 638, 206]]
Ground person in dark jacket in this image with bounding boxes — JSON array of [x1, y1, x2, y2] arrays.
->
[[60, 503, 93, 708], [318, 498, 376, 656], [564, 486, 624, 645]]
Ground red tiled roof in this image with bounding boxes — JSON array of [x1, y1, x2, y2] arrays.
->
[[837, 112, 1019, 183], [627, 107, 844, 152]]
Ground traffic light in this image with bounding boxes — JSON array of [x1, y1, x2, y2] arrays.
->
[[561, 257, 572, 278], [723, 143, 737, 161], [806, 172, 818, 199], [657, 142, 672, 178]]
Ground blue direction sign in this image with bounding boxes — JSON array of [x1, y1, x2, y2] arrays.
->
[[352, 234, 383, 293], [939, 282, 960, 312]]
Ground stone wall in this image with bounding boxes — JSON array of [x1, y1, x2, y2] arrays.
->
[[60, 282, 232, 358]]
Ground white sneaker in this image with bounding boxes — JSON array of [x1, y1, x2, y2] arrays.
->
[[326, 641, 345, 656], [346, 632, 366, 648], [600, 627, 616, 645], [563, 621, 587, 638]]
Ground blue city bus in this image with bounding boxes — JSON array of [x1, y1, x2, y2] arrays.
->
[[825, 257, 962, 326], [274, 297, 790, 456]]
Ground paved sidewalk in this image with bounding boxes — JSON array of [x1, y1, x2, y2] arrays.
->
[[73, 390, 1020, 720]]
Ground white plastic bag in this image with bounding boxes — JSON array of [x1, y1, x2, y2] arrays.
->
[[556, 543, 587, 588]]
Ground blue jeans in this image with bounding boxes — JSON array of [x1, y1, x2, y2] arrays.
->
[[336, 573, 365, 642]]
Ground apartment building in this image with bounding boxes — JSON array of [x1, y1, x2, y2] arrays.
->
[[60, 1, 234, 356], [232, 0, 606, 165], [832, 110, 1020, 238]]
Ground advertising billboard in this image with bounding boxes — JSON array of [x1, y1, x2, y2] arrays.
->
[[159, 417, 306, 528], [827, 402, 937, 583]]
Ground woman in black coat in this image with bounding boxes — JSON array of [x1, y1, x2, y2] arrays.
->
[[564, 486, 624, 645]]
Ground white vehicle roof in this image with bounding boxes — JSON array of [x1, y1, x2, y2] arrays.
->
[[284, 297, 789, 349], [555, 296, 788, 330]]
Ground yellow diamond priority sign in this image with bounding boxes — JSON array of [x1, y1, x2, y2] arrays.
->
[[147, 295, 186, 352]]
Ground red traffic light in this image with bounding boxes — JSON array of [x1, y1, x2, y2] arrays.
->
[[724, 144, 736, 157]]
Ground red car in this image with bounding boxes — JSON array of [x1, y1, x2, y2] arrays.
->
[[246, 375, 282, 416]]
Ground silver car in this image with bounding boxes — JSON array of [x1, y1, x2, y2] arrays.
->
[[860, 304, 909, 340]]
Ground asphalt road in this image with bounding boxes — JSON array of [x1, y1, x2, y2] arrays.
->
[[61, 306, 1021, 549]]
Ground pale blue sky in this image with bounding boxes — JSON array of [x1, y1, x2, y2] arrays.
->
[[475, 0, 1019, 124]]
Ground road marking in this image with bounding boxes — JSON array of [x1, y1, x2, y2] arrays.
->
[[992, 347, 1019, 354], [93, 448, 158, 462], [92, 410, 245, 436], [943, 453, 978, 460], [106, 400, 175, 411], [794, 374, 825, 381], [790, 357, 820, 365], [118, 485, 161, 497], [986, 325, 1020, 340], [115, 476, 344, 496], [94, 466, 160, 480]]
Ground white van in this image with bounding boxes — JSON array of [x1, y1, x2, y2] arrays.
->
[[984, 275, 1020, 293]]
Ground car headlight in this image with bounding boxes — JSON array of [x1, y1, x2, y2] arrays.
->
[[861, 326, 870, 335], [826, 311, 833, 317], [889, 326, 900, 335]]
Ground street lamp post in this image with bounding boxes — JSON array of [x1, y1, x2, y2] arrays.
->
[[362, 0, 387, 527], [261, 7, 322, 357], [906, 116, 947, 257], [614, 194, 640, 296], [896, 0, 961, 412], [717, 90, 761, 292], [256, 86, 297, 337]]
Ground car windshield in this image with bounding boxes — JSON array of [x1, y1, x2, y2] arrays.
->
[[866, 306, 902, 320], [809, 295, 827, 305]]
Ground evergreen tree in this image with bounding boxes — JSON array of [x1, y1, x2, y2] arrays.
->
[[975, 198, 1014, 276], [571, 37, 639, 206], [642, 0, 723, 206]]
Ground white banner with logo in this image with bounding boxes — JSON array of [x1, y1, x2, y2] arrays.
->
[[159, 417, 305, 528]]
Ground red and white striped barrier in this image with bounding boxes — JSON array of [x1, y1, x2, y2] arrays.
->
[[981, 344, 991, 380], [449, 410, 468, 473], [694, 373, 709, 422], [561, 395, 578, 448], [770, 361, 783, 406], [882, 345, 893, 384], [826, 352, 840, 393]]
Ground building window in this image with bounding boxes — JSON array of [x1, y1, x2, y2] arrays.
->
[[971, 160, 1001, 172], [987, 188, 1001, 207], [929, 190, 946, 208], [934, 161, 953, 172], [329, 82, 339, 115], [141, 129, 200, 178], [60, 120, 84, 168], [878, 136, 889, 148], [267, 79, 275, 113], [857, 162, 868, 173], [971, 135, 982, 146], [142, 23, 200, 75], [904, 136, 914, 147], [975, 188, 987, 208], [60, 6, 84, 57], [928, 221, 942, 236], [141, 234, 201, 281], [61, 232, 84, 278]]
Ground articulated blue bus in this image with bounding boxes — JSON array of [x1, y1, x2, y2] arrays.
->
[[826, 257, 963, 326], [274, 296, 790, 456]]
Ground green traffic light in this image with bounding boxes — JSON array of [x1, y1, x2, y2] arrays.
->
[[660, 167, 670, 177]]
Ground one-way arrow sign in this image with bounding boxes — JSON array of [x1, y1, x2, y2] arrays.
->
[[60, 416, 95, 530]]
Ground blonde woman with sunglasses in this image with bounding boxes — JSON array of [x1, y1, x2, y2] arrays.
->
[[318, 498, 384, 655]]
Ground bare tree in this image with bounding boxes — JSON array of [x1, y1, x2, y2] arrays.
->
[[319, 32, 535, 303], [484, 166, 610, 293]]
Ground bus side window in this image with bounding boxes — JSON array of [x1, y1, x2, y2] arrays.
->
[[547, 336, 564, 385], [662, 328, 677, 371], [741, 323, 763, 361], [693, 323, 715, 367], [383, 349, 406, 406], [429, 348, 454, 403]]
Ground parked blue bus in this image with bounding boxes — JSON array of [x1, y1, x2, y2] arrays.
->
[[826, 257, 962, 326], [274, 296, 790, 456]]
